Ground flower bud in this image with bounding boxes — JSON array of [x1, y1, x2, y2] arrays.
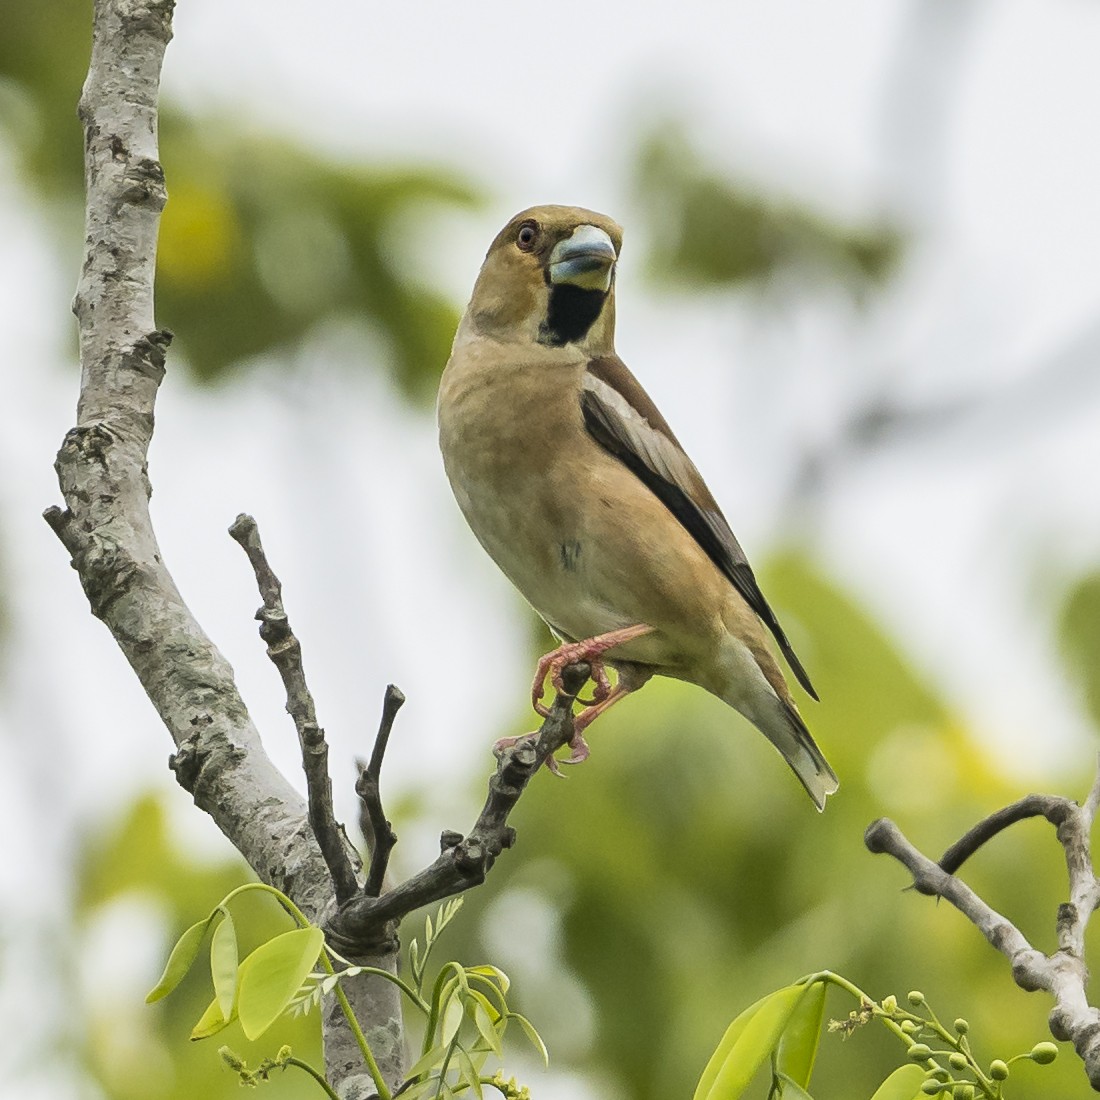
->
[[948, 1052, 968, 1071], [908, 1043, 933, 1061], [989, 1059, 1009, 1081], [908, 990, 926, 1006], [1030, 1042, 1058, 1065], [953, 1018, 969, 1034]]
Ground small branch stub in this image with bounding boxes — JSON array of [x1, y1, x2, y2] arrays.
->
[[357, 686, 405, 898]]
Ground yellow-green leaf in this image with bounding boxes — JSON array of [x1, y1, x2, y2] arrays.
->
[[210, 909, 238, 1018], [146, 916, 211, 1003], [190, 993, 234, 1040], [692, 990, 782, 1100], [867, 1064, 927, 1100], [468, 992, 503, 1054], [237, 925, 325, 1040], [697, 984, 808, 1100], [776, 980, 827, 1088], [774, 1074, 814, 1100], [456, 1047, 484, 1100], [405, 1042, 448, 1081], [467, 964, 510, 996], [510, 1012, 549, 1066]]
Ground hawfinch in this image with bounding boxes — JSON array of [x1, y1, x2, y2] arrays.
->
[[437, 205, 838, 809]]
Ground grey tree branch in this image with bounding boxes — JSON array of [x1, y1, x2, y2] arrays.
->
[[47, 4, 403, 1097], [865, 756, 1100, 1091], [357, 686, 404, 898], [329, 663, 590, 951], [229, 512, 361, 904]]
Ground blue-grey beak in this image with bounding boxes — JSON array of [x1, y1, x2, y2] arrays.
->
[[548, 225, 617, 292]]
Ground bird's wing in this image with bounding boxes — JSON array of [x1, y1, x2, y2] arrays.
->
[[581, 355, 818, 700]]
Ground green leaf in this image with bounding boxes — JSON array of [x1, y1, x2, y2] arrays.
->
[[441, 989, 464, 1045], [696, 984, 808, 1100], [190, 994, 234, 1040], [146, 916, 212, 1002], [395, 1078, 435, 1100], [467, 992, 503, 1055], [693, 990, 781, 1100], [456, 1047, 484, 1100], [467, 964, 510, 997], [775, 980, 827, 1088], [210, 909, 239, 1018], [405, 1042, 448, 1080], [866, 1064, 927, 1100], [237, 925, 325, 1040], [509, 1012, 549, 1066], [773, 1074, 815, 1100]]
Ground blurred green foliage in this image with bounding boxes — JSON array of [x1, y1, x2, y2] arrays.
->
[[1060, 571, 1100, 731], [634, 126, 901, 289], [0, 0, 480, 400], [155, 114, 478, 399]]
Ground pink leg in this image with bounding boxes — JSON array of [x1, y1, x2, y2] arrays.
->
[[546, 681, 635, 775], [531, 623, 654, 717]]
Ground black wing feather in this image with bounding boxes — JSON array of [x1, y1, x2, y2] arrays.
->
[[581, 385, 819, 701]]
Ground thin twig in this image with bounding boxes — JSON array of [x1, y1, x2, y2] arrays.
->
[[357, 685, 404, 897], [865, 758, 1100, 1091], [230, 513, 359, 904], [936, 793, 1075, 875], [328, 662, 591, 952]]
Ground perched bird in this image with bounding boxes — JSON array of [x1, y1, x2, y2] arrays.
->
[[437, 205, 838, 808]]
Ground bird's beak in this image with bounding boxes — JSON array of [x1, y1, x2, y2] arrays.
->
[[548, 225, 617, 291]]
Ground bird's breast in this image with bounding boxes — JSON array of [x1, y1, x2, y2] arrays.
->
[[438, 344, 728, 673]]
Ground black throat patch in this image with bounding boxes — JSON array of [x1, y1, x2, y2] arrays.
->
[[539, 283, 607, 346]]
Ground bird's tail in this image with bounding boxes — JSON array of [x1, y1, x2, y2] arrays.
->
[[732, 690, 839, 811]]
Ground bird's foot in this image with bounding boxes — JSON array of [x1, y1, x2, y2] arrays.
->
[[546, 730, 591, 777], [492, 732, 534, 755], [531, 623, 653, 715]]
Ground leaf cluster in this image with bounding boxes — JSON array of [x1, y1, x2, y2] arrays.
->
[[147, 887, 547, 1100], [694, 975, 1059, 1100]]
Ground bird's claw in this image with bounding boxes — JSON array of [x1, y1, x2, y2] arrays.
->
[[532, 623, 652, 714], [546, 731, 591, 776]]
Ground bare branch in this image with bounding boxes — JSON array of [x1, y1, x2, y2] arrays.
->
[[866, 762, 1100, 1090], [329, 663, 590, 952], [357, 686, 405, 897], [230, 513, 361, 904], [936, 793, 1075, 875]]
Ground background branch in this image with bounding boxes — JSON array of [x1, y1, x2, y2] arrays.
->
[[866, 763, 1100, 1091]]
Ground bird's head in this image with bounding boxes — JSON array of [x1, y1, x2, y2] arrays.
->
[[458, 205, 623, 354]]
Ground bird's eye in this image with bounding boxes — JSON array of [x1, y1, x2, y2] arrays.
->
[[516, 223, 539, 251]]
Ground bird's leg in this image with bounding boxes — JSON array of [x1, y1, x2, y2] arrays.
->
[[547, 680, 636, 775], [531, 622, 654, 717]]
